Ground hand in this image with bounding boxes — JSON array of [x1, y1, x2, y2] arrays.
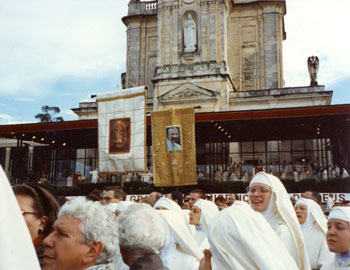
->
[[199, 249, 212, 270]]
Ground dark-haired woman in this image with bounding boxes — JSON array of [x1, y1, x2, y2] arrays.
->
[[13, 184, 60, 268]]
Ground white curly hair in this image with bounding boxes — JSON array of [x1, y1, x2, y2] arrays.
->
[[58, 197, 119, 264], [117, 203, 167, 260]]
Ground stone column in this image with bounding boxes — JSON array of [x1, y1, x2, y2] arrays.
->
[[157, 6, 164, 67], [263, 7, 279, 89], [164, 6, 171, 65], [209, 2, 216, 61], [127, 24, 141, 87], [171, 5, 178, 65], [200, 2, 209, 62], [218, 2, 227, 62]]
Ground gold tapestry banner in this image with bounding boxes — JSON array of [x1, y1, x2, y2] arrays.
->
[[152, 107, 197, 187]]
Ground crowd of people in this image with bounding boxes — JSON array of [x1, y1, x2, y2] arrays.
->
[[2, 167, 350, 269], [198, 164, 350, 183]]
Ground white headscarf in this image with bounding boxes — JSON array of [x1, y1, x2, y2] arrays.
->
[[105, 201, 134, 212], [328, 207, 350, 267], [155, 197, 195, 234], [0, 166, 41, 270], [295, 198, 327, 236], [154, 197, 182, 213], [157, 209, 202, 261], [249, 172, 310, 270], [329, 206, 350, 222], [208, 201, 299, 270], [193, 199, 219, 249], [115, 201, 134, 212]]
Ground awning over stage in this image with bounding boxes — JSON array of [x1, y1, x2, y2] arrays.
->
[[0, 104, 349, 147]]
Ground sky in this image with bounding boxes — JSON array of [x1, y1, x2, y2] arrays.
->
[[0, 0, 349, 124]]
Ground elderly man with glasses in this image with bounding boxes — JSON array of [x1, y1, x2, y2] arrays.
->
[[43, 197, 119, 270]]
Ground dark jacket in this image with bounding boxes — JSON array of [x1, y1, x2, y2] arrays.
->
[[130, 253, 168, 270]]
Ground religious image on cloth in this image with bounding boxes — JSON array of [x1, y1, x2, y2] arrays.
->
[[109, 118, 131, 154], [152, 107, 197, 186], [166, 126, 181, 152], [96, 86, 146, 174]]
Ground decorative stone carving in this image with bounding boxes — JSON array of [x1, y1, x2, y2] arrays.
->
[[184, 14, 196, 52], [307, 56, 319, 86], [159, 83, 217, 103]]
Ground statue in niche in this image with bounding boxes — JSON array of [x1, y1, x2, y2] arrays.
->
[[307, 56, 319, 86], [184, 14, 196, 52]]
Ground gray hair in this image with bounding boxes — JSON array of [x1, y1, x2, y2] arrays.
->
[[167, 127, 178, 137], [58, 197, 119, 264], [117, 203, 166, 260]]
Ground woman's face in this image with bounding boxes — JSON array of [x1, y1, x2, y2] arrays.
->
[[327, 218, 350, 253], [16, 194, 45, 240], [248, 183, 272, 212], [295, 204, 308, 224], [189, 206, 201, 225]]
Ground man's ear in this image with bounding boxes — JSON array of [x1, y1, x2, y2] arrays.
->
[[83, 241, 104, 264]]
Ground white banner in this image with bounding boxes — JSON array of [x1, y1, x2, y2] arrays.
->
[[96, 86, 146, 173], [126, 193, 350, 203]]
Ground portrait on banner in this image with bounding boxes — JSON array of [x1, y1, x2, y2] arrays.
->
[[109, 118, 130, 154], [166, 126, 182, 152]]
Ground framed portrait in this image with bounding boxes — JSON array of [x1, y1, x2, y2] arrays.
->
[[166, 126, 182, 152], [109, 118, 131, 154]]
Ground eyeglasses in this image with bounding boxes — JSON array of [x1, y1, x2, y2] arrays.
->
[[246, 187, 272, 195], [21, 210, 37, 216]]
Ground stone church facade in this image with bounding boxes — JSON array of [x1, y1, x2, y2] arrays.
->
[[122, 0, 331, 113], [2, 0, 347, 184]]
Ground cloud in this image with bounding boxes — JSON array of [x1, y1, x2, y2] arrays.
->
[[0, 0, 349, 124], [283, 0, 350, 87], [0, 0, 128, 97], [60, 109, 77, 120], [15, 97, 35, 102], [0, 113, 32, 125]]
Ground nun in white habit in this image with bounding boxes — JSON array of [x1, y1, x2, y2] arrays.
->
[[190, 199, 219, 250], [155, 197, 195, 235], [154, 198, 202, 270], [0, 166, 41, 270], [295, 198, 335, 269], [248, 172, 311, 270], [322, 207, 350, 270], [205, 201, 299, 270]]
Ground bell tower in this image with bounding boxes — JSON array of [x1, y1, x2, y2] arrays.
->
[[123, 0, 286, 112], [153, 0, 233, 112]]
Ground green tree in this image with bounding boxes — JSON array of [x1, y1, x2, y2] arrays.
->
[[35, 106, 64, 122]]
